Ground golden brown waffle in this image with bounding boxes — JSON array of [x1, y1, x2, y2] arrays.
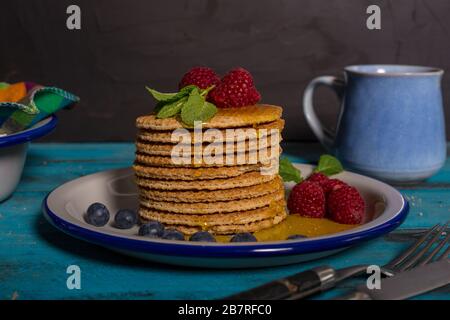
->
[[139, 199, 286, 228], [135, 134, 281, 156], [133, 163, 263, 180], [141, 208, 288, 235], [139, 188, 285, 214], [138, 176, 283, 202], [136, 119, 285, 143], [136, 105, 282, 130], [135, 146, 280, 167], [135, 171, 278, 190]]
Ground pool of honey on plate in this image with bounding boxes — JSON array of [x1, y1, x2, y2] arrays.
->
[[215, 214, 357, 242]]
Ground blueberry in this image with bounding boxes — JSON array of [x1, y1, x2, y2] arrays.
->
[[287, 234, 307, 240], [85, 202, 110, 227], [114, 209, 138, 229], [189, 231, 216, 242], [230, 232, 257, 243], [138, 220, 165, 238], [161, 229, 185, 241]]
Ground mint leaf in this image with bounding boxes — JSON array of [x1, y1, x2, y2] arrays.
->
[[180, 88, 217, 126], [279, 157, 302, 183], [199, 85, 215, 97], [166, 85, 197, 103], [200, 101, 218, 122], [149, 85, 196, 113], [154, 101, 166, 113], [180, 88, 204, 125], [156, 96, 188, 119], [314, 154, 343, 176], [180, 85, 197, 94], [146, 86, 195, 104], [145, 87, 179, 101], [145, 85, 217, 125]]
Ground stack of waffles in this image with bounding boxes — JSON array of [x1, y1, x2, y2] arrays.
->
[[133, 105, 287, 235]]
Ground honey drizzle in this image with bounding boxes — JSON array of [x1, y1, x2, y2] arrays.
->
[[215, 216, 357, 242]]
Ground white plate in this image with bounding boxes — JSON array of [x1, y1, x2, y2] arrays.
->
[[43, 164, 408, 268]]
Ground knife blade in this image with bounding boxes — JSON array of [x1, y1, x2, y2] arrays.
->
[[336, 259, 450, 300]]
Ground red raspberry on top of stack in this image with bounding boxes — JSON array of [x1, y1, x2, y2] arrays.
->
[[179, 67, 220, 90], [178, 66, 262, 108], [209, 68, 261, 108]]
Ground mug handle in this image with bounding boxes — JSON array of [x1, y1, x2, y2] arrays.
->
[[303, 76, 345, 150]]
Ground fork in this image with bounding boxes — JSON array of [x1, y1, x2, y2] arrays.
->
[[224, 222, 449, 300]]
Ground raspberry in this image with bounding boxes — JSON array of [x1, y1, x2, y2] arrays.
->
[[307, 172, 329, 188], [327, 185, 365, 224], [209, 67, 261, 108], [179, 67, 220, 90], [287, 181, 326, 218], [323, 179, 347, 194], [307, 173, 347, 195]]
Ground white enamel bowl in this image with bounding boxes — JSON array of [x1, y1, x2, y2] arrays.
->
[[0, 116, 57, 202]]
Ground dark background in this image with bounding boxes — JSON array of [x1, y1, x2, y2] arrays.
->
[[1, 0, 449, 142]]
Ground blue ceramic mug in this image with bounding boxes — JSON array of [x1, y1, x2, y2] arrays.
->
[[303, 65, 446, 182]]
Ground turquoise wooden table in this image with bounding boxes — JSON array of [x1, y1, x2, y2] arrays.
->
[[1, 142, 449, 300]]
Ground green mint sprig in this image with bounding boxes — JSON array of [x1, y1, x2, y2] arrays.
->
[[145, 85, 217, 126], [279, 157, 302, 183], [313, 154, 343, 176], [279, 154, 343, 183]]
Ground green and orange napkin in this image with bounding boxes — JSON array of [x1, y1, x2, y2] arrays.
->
[[0, 82, 79, 135]]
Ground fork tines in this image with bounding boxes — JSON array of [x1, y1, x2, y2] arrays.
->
[[385, 222, 449, 272]]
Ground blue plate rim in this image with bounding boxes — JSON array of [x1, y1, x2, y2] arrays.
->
[[42, 193, 409, 258], [0, 115, 58, 148]]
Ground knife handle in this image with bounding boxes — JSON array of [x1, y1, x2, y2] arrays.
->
[[223, 266, 336, 300]]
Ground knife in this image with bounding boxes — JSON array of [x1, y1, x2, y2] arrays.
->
[[222, 265, 366, 300], [335, 259, 450, 300]]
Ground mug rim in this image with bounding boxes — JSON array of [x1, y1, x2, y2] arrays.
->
[[345, 64, 444, 76]]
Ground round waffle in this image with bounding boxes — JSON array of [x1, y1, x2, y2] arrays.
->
[[136, 105, 282, 130], [138, 176, 283, 202], [139, 188, 285, 214], [136, 119, 284, 143], [135, 171, 278, 190]]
